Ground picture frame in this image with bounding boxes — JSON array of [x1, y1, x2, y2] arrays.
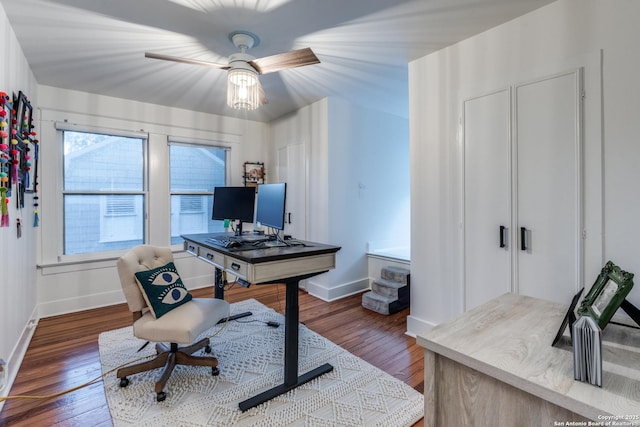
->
[[23, 137, 37, 193], [13, 91, 36, 193], [577, 261, 635, 329], [19, 92, 33, 141], [15, 91, 27, 135], [243, 161, 264, 187]]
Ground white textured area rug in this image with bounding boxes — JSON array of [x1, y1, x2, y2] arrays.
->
[[99, 299, 423, 427]]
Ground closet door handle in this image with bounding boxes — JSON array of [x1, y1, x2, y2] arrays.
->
[[520, 227, 527, 251], [499, 225, 506, 248]]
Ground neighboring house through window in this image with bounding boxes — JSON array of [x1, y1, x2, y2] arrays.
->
[[62, 130, 146, 255], [169, 142, 228, 245]]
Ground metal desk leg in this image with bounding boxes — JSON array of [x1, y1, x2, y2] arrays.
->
[[238, 277, 333, 411]]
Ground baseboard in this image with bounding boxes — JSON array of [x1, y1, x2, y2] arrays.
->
[[37, 289, 125, 319], [0, 306, 38, 412], [306, 277, 369, 302], [406, 314, 437, 338]]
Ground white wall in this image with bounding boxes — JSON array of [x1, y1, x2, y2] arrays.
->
[[35, 86, 269, 317], [0, 2, 39, 400], [271, 97, 410, 301], [408, 0, 640, 335]]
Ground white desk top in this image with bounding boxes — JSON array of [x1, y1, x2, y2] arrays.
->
[[417, 293, 640, 424]]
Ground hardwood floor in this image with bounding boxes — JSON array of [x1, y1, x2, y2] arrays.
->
[[0, 284, 424, 426]]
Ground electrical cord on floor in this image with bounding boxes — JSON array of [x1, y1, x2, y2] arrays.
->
[[234, 319, 280, 328], [0, 316, 232, 403], [0, 352, 154, 403]]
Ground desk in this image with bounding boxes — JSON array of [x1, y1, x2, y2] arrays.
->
[[417, 293, 640, 426], [181, 233, 341, 411]]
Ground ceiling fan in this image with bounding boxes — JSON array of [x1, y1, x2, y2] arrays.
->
[[145, 31, 320, 110]]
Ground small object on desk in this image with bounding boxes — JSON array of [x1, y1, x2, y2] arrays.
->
[[264, 240, 288, 248], [267, 321, 280, 328]]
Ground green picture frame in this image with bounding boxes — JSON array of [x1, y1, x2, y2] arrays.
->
[[577, 261, 634, 330]]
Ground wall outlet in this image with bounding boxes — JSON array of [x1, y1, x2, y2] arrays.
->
[[0, 358, 6, 391]]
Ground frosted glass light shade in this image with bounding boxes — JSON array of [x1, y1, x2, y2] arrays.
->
[[227, 69, 260, 110]]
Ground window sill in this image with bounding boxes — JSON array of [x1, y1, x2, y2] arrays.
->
[[38, 248, 188, 275]]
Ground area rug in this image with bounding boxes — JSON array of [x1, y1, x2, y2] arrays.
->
[[99, 298, 424, 426]]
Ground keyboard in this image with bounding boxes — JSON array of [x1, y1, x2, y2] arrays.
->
[[206, 238, 239, 248]]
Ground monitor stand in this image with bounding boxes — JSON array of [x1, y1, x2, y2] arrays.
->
[[234, 221, 243, 236]]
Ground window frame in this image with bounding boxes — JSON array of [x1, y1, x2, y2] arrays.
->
[[168, 139, 230, 250], [57, 123, 149, 262]]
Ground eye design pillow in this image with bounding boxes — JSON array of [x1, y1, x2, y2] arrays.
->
[[134, 262, 193, 318]]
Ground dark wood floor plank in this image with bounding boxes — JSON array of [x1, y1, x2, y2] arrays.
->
[[0, 285, 424, 426]]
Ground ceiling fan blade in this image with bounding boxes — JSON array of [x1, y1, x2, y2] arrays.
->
[[258, 80, 268, 105], [145, 52, 230, 70], [250, 48, 320, 75]]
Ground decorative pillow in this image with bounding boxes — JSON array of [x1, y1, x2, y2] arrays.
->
[[134, 262, 192, 319]]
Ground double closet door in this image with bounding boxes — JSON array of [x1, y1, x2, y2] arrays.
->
[[464, 70, 582, 311]]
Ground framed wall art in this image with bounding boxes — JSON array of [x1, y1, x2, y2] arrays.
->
[[243, 161, 264, 187]]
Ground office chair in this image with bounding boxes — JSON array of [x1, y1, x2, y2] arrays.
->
[[116, 244, 229, 402]]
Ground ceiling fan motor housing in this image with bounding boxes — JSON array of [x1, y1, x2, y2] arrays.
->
[[228, 52, 258, 74]]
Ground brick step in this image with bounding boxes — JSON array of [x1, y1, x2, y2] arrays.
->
[[372, 278, 410, 300], [362, 291, 409, 315], [381, 266, 410, 284]]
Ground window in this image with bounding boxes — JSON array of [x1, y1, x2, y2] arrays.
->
[[63, 130, 146, 255], [169, 143, 227, 245]]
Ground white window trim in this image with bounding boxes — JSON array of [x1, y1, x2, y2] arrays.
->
[[57, 125, 149, 264]]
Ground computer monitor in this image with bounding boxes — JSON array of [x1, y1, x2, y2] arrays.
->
[[212, 186, 256, 235], [255, 183, 287, 231]]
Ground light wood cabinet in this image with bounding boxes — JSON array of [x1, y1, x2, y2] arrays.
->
[[418, 293, 640, 426]]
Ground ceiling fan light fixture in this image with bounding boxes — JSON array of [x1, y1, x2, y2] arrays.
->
[[227, 68, 260, 110]]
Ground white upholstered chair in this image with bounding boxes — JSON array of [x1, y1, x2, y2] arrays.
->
[[116, 244, 230, 402]]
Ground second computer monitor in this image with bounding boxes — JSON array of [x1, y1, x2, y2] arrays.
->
[[255, 183, 287, 231]]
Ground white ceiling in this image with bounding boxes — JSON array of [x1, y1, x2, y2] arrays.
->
[[0, 0, 554, 122]]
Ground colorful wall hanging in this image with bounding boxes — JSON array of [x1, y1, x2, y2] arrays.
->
[[0, 91, 11, 227], [0, 90, 39, 228]]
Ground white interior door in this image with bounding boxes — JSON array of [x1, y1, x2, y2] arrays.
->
[[515, 70, 582, 304], [463, 89, 512, 310], [277, 143, 306, 239]]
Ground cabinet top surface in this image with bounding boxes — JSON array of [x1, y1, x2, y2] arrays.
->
[[182, 233, 340, 263], [417, 293, 640, 421]]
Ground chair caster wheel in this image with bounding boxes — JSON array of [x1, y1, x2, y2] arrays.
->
[[156, 391, 166, 402], [212, 366, 220, 376], [205, 345, 212, 353], [119, 377, 129, 388]]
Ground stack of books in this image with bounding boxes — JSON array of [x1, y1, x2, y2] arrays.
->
[[572, 314, 602, 387]]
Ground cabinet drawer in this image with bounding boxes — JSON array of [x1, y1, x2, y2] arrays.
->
[[199, 248, 224, 269], [225, 258, 248, 280], [184, 241, 199, 256]]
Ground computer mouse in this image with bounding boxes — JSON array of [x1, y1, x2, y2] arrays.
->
[[227, 240, 241, 248]]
